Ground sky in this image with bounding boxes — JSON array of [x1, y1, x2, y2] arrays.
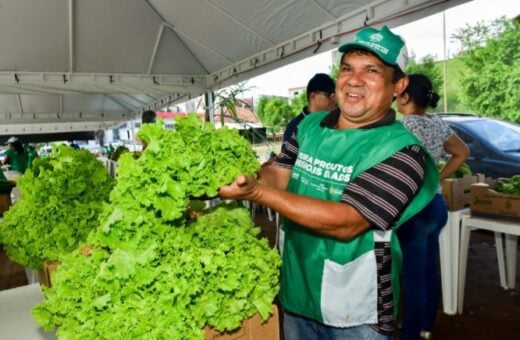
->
[[244, 0, 520, 98]]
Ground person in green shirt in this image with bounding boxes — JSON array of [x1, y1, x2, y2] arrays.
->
[[26, 144, 39, 168], [2, 136, 28, 174]]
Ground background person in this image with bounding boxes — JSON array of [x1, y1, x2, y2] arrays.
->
[[2, 137, 28, 175], [282, 73, 336, 145], [26, 144, 39, 169], [141, 110, 157, 124], [2, 136, 28, 202], [396, 73, 469, 340], [68, 140, 80, 149], [139, 110, 157, 151], [219, 26, 439, 340]]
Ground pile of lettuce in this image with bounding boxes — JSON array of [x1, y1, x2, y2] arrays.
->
[[0, 146, 114, 269], [33, 115, 280, 339]]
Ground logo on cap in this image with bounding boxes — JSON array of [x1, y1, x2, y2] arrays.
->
[[369, 33, 383, 43]]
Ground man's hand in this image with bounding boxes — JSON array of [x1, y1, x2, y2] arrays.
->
[[218, 175, 262, 201], [260, 155, 277, 168]]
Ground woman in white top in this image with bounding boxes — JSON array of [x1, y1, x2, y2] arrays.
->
[[396, 74, 469, 340]]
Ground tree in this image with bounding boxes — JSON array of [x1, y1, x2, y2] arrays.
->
[[255, 95, 275, 122], [290, 91, 307, 117], [330, 62, 340, 81], [405, 53, 443, 95], [452, 17, 520, 122], [256, 96, 293, 137]]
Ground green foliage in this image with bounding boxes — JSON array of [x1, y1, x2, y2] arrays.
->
[[330, 62, 340, 81], [452, 17, 520, 122], [437, 161, 472, 178], [214, 82, 253, 125], [430, 57, 471, 113], [0, 146, 114, 269], [444, 57, 465, 112], [290, 91, 308, 116], [406, 54, 443, 96], [254, 95, 272, 123], [32, 115, 280, 339], [255, 96, 293, 136]]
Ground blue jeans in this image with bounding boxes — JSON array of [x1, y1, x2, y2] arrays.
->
[[283, 311, 393, 340], [397, 193, 448, 340]]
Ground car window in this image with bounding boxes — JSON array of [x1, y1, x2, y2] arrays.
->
[[464, 120, 520, 151], [450, 126, 474, 144]]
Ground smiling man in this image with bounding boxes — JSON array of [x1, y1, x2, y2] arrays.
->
[[219, 26, 439, 340]]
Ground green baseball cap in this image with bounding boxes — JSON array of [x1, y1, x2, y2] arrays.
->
[[5, 136, 18, 144], [338, 25, 408, 71]]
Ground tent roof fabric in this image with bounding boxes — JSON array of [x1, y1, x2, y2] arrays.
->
[[0, 0, 468, 136]]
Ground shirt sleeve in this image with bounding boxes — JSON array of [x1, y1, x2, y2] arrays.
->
[[282, 119, 297, 144], [273, 126, 299, 169], [341, 145, 427, 230]]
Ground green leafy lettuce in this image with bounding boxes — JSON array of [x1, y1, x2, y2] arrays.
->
[[33, 115, 280, 339], [0, 145, 114, 269]]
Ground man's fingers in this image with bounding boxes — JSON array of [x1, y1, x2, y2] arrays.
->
[[218, 175, 256, 200], [236, 175, 247, 187]]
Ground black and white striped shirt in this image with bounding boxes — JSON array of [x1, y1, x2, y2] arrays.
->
[[274, 109, 426, 335]]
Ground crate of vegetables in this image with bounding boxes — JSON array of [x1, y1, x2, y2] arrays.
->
[[0, 181, 14, 215], [441, 173, 487, 211], [38, 260, 60, 287], [470, 175, 520, 222], [0, 193, 11, 215]]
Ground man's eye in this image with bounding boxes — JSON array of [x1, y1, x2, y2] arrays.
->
[[368, 68, 383, 74]]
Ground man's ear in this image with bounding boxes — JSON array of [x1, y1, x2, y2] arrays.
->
[[394, 75, 409, 98]]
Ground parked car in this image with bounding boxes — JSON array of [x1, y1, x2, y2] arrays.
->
[[438, 113, 520, 178], [80, 144, 105, 156], [39, 146, 54, 157]]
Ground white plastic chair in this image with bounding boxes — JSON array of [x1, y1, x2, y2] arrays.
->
[[457, 215, 519, 314]]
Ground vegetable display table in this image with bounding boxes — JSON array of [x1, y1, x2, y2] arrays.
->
[[0, 283, 56, 339]]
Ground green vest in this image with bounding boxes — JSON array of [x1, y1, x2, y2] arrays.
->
[[5, 148, 28, 173], [27, 150, 38, 168], [279, 111, 438, 327]]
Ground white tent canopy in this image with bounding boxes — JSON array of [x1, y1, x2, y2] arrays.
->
[[0, 0, 468, 138]]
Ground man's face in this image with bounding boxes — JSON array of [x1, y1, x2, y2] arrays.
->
[[310, 90, 336, 112], [335, 51, 407, 128]]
